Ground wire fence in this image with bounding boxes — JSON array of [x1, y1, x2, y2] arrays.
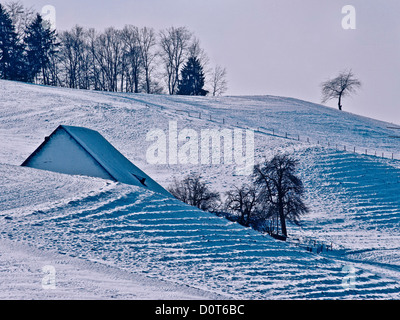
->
[[177, 110, 400, 162], [166, 107, 398, 254], [288, 236, 334, 254]]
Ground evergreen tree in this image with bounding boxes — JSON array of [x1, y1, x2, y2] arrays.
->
[[24, 13, 58, 84], [0, 3, 27, 81], [177, 56, 208, 96]]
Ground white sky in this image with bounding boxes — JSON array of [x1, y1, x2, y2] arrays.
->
[[17, 0, 400, 125]]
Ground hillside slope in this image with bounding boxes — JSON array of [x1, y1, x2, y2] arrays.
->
[[1, 163, 399, 299], [1, 80, 400, 299]]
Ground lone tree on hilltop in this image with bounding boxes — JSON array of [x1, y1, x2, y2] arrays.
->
[[321, 69, 361, 111]]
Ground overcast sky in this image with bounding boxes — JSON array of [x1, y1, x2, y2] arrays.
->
[[17, 0, 400, 125]]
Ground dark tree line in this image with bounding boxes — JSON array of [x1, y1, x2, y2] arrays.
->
[[168, 154, 309, 240], [0, 2, 227, 96]]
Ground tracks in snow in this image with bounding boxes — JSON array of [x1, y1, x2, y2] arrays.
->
[[296, 148, 400, 284], [2, 179, 399, 299]]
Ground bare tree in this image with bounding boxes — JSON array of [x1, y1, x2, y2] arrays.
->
[[321, 69, 361, 111], [121, 25, 142, 93], [137, 27, 157, 94], [59, 26, 87, 89], [188, 37, 209, 70], [5, 1, 35, 40], [46, 49, 61, 87], [225, 184, 258, 227], [59, 26, 98, 90], [168, 175, 220, 212], [87, 28, 102, 91], [159, 26, 192, 95], [211, 65, 228, 97], [95, 27, 124, 92], [254, 153, 308, 239]]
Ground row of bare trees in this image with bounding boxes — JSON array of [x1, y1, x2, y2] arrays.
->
[[168, 154, 309, 239], [56, 26, 160, 93], [2, 1, 228, 96], [56, 25, 228, 95]]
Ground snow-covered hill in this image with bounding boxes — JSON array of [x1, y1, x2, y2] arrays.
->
[[1, 79, 400, 299]]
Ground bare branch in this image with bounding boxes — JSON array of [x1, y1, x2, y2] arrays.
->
[[320, 69, 361, 110]]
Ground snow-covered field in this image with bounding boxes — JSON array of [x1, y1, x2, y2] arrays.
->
[[1, 79, 400, 299]]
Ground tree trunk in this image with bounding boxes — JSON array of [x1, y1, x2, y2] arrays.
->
[[278, 199, 287, 238], [338, 94, 342, 111], [134, 76, 139, 93], [145, 68, 150, 94]]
